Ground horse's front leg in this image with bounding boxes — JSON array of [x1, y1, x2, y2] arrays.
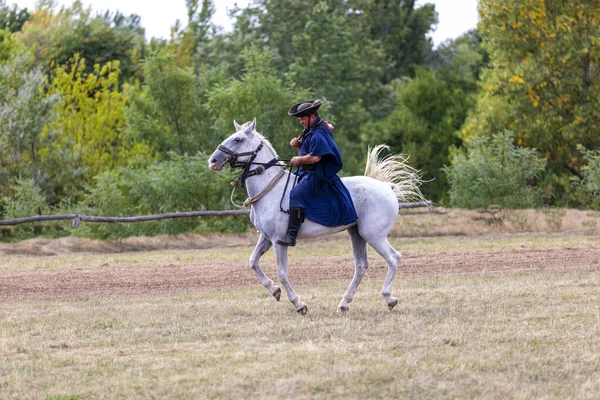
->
[[274, 244, 308, 314], [250, 233, 281, 301]]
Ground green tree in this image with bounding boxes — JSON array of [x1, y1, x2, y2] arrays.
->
[[170, 0, 215, 72], [125, 49, 216, 157], [208, 47, 310, 160], [348, 0, 437, 82], [233, 0, 317, 71], [474, 0, 600, 205], [0, 51, 59, 197], [42, 56, 147, 201], [361, 68, 462, 201], [17, 1, 85, 67], [17, 1, 145, 82], [429, 29, 487, 96], [0, 0, 30, 33], [0, 28, 24, 63]]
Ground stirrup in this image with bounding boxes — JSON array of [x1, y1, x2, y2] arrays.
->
[[276, 236, 296, 247]]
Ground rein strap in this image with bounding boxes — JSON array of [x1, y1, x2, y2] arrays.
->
[[231, 169, 287, 209]]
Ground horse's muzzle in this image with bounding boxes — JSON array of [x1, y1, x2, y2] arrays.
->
[[208, 151, 227, 171]]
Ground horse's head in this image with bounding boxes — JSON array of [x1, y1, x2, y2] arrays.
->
[[208, 118, 263, 172]]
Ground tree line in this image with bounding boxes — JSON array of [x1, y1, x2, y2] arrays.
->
[[0, 0, 598, 240]]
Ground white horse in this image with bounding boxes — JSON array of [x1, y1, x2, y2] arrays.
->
[[208, 119, 424, 314]]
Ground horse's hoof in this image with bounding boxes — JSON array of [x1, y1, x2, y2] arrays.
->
[[387, 298, 398, 311], [297, 305, 308, 315], [273, 287, 281, 302], [337, 306, 349, 313]]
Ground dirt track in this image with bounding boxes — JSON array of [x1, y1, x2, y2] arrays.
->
[[1, 246, 599, 302]]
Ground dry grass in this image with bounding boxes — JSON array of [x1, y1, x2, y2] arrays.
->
[[2, 273, 600, 399], [1, 230, 600, 399]]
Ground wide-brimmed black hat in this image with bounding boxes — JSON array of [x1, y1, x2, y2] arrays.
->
[[288, 99, 323, 117]]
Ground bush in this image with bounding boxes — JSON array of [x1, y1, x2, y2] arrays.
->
[[444, 131, 546, 209], [79, 153, 251, 239], [1, 177, 49, 238], [574, 145, 600, 209]]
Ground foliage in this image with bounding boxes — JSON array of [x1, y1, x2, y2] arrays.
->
[[475, 0, 600, 204], [2, 177, 48, 218], [169, 0, 215, 71], [0, 28, 25, 63], [286, 1, 389, 172], [17, 1, 83, 66], [444, 131, 547, 209], [78, 154, 248, 239], [1, 177, 49, 237], [53, 11, 145, 83], [17, 1, 144, 82], [239, 0, 436, 83], [0, 0, 30, 33], [0, 51, 59, 197], [361, 68, 462, 201], [41, 56, 148, 202], [208, 47, 310, 160], [125, 50, 216, 157], [573, 145, 600, 209], [429, 29, 487, 95], [349, 0, 438, 82]]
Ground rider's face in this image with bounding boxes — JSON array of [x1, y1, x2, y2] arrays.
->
[[299, 115, 312, 129]]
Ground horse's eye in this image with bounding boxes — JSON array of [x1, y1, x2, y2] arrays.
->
[[234, 137, 242, 143]]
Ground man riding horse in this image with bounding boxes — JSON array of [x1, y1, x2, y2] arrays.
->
[[277, 99, 358, 247]]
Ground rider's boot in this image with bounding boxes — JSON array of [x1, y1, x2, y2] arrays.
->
[[276, 208, 304, 247]]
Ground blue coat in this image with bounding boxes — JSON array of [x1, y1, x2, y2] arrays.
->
[[289, 118, 358, 227]]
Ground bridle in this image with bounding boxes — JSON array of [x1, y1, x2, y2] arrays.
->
[[217, 140, 298, 211], [217, 141, 281, 188], [217, 141, 264, 170]]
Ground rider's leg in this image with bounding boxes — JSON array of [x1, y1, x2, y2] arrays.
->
[[276, 207, 304, 247]]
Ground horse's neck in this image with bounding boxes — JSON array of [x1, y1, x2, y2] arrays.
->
[[244, 146, 287, 199]]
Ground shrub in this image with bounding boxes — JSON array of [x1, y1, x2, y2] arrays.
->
[[574, 145, 600, 209], [1, 177, 49, 238], [79, 153, 251, 239], [444, 131, 546, 209]]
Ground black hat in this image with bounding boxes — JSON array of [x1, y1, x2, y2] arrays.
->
[[288, 99, 323, 117]]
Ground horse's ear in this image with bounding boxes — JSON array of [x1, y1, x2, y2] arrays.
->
[[233, 120, 242, 131], [245, 118, 257, 134]]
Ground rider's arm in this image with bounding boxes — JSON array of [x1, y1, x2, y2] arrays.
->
[[291, 154, 321, 166]]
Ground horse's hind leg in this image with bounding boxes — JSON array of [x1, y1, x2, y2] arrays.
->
[[273, 244, 308, 314], [369, 237, 403, 311], [338, 225, 368, 312], [250, 233, 281, 301]]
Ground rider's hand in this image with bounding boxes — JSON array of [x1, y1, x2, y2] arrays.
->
[[291, 156, 301, 166], [290, 137, 300, 148]]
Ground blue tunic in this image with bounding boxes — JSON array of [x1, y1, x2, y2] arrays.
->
[[289, 118, 358, 227]]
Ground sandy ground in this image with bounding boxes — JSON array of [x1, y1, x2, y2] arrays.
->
[[1, 246, 598, 302], [1, 207, 599, 302]]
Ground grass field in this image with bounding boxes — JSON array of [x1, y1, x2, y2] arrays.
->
[[1, 209, 600, 399]]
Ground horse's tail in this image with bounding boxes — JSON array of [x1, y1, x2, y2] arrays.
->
[[364, 145, 426, 203]]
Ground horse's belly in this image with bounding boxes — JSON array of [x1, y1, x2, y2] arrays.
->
[[298, 220, 356, 238]]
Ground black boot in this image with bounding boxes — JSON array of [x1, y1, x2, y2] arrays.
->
[[276, 208, 304, 247]]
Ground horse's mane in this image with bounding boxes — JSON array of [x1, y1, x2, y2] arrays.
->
[[253, 131, 279, 158]]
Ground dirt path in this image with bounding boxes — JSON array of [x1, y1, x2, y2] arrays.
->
[[1, 247, 599, 302]]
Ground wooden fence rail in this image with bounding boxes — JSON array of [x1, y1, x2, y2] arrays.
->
[[0, 201, 434, 227]]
